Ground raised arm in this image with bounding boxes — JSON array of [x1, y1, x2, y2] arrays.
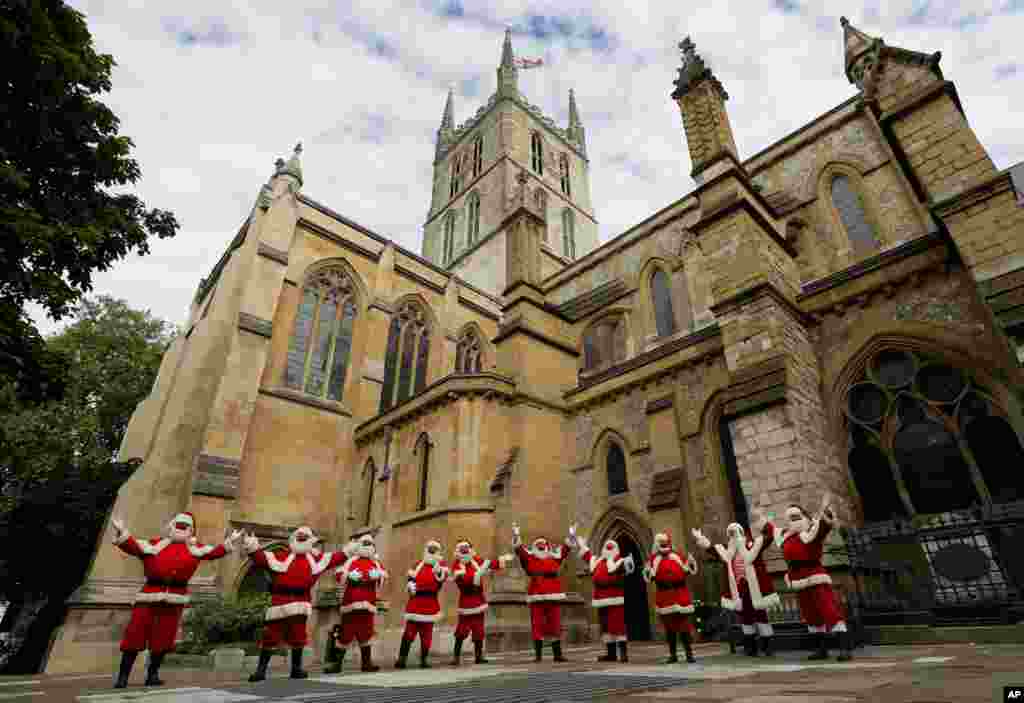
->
[[244, 533, 270, 569], [110, 518, 146, 559]]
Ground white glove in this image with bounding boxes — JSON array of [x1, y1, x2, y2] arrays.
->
[[243, 533, 261, 554], [111, 517, 127, 543], [367, 568, 381, 580], [567, 523, 578, 547], [692, 528, 710, 549], [223, 529, 244, 552], [349, 569, 363, 582], [623, 554, 635, 575], [407, 580, 417, 595], [511, 522, 521, 547]]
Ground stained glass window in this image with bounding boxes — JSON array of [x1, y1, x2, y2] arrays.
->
[[285, 269, 357, 402], [380, 302, 431, 411]]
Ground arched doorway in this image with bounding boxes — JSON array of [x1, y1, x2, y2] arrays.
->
[[614, 532, 652, 641]]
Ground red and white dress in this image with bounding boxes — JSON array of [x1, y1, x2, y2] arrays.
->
[[451, 555, 508, 642], [401, 560, 450, 651], [334, 555, 387, 646], [516, 544, 569, 642], [579, 545, 628, 643], [644, 549, 697, 634], [249, 548, 348, 648], [708, 524, 780, 636], [777, 516, 846, 634], [114, 534, 229, 654]]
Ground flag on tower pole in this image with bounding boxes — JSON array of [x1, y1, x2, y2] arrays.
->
[[514, 57, 544, 69]]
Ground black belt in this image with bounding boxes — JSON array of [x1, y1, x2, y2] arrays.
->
[[272, 587, 310, 596], [656, 582, 683, 590], [415, 591, 437, 596], [787, 560, 818, 569], [146, 580, 188, 588]]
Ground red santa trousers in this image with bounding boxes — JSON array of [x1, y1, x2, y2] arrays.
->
[[529, 602, 561, 641], [402, 621, 434, 650], [120, 603, 183, 654], [796, 583, 846, 632], [454, 613, 485, 643], [337, 611, 375, 647], [260, 615, 309, 649], [738, 581, 770, 626], [597, 605, 626, 642], [659, 613, 694, 635]]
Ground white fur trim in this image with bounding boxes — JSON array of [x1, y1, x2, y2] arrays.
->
[[831, 621, 848, 633], [498, 554, 515, 567], [433, 565, 449, 581], [138, 539, 170, 556], [307, 551, 333, 576], [714, 542, 737, 564], [339, 601, 377, 614], [741, 624, 756, 635], [457, 603, 489, 615], [335, 554, 357, 575], [452, 567, 466, 580], [113, 531, 132, 546], [592, 596, 624, 608], [717, 542, 740, 608], [655, 604, 695, 615], [756, 622, 774, 637], [172, 513, 194, 527], [798, 518, 821, 544], [187, 543, 218, 558], [807, 624, 825, 633], [741, 535, 765, 564], [752, 592, 782, 610], [402, 612, 441, 623], [133, 591, 190, 605], [472, 560, 490, 586], [720, 597, 740, 611], [266, 601, 311, 620], [525, 592, 566, 603], [784, 572, 832, 590], [605, 557, 626, 574], [739, 539, 770, 610], [588, 554, 599, 573], [265, 551, 296, 573]]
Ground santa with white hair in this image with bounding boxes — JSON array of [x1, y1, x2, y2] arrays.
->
[[326, 532, 387, 674], [772, 497, 853, 661], [642, 529, 698, 664], [693, 511, 780, 657], [395, 539, 450, 669], [576, 534, 635, 663], [513, 522, 575, 663], [243, 525, 353, 682], [448, 539, 515, 666], [109, 512, 241, 688]]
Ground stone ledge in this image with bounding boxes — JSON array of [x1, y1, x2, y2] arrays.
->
[[258, 386, 352, 417], [390, 502, 496, 528]]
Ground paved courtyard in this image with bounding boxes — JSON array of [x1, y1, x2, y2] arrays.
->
[[1, 641, 1021, 703]]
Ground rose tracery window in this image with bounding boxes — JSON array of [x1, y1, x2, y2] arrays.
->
[[455, 330, 484, 373], [843, 348, 1024, 521], [380, 301, 431, 412], [285, 267, 357, 402]]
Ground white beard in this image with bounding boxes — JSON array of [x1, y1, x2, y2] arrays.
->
[[169, 528, 191, 543], [602, 548, 619, 561], [534, 548, 554, 560], [423, 553, 440, 565], [658, 547, 671, 556], [789, 519, 810, 535], [291, 539, 314, 554], [357, 546, 374, 559], [457, 552, 474, 563]]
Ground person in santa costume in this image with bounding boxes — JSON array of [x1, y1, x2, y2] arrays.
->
[[243, 526, 353, 682], [693, 513, 780, 657], [513, 521, 575, 663], [395, 540, 450, 669], [109, 512, 241, 688], [642, 530, 698, 664], [575, 534, 635, 663], [772, 496, 853, 661], [448, 539, 515, 666], [326, 532, 387, 674]]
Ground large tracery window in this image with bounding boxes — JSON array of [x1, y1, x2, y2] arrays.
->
[[285, 267, 357, 402], [582, 316, 627, 373], [843, 348, 1024, 521], [831, 174, 879, 257], [380, 301, 431, 412], [455, 329, 484, 373]]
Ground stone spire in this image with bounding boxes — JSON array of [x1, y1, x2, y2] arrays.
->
[[440, 86, 455, 131], [840, 16, 880, 90], [839, 16, 943, 102], [274, 142, 303, 187], [566, 89, 587, 155], [496, 28, 518, 98], [670, 37, 739, 181]]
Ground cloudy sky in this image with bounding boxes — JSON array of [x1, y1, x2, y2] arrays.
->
[[30, 0, 1024, 335]]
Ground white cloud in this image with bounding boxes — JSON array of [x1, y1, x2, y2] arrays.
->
[[30, 0, 1024, 337]]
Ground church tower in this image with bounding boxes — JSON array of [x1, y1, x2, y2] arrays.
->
[[422, 30, 599, 296]]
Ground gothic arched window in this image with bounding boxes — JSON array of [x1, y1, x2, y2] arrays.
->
[[607, 441, 628, 495], [450, 153, 463, 199], [530, 131, 543, 175], [472, 135, 483, 177], [562, 208, 576, 260], [415, 433, 433, 511], [285, 267, 357, 402], [380, 301, 431, 412], [559, 154, 571, 196], [831, 174, 879, 257], [442, 212, 456, 265], [651, 268, 676, 338], [842, 348, 1024, 520], [582, 315, 627, 372], [467, 191, 481, 246], [362, 459, 376, 526], [455, 329, 484, 373]]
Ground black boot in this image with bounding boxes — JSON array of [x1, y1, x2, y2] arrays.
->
[[290, 647, 308, 679], [248, 649, 272, 682], [836, 631, 854, 662], [761, 636, 774, 657], [144, 652, 165, 686], [618, 641, 628, 663], [395, 638, 412, 669], [325, 648, 345, 674], [419, 642, 431, 669], [451, 637, 464, 666], [473, 640, 489, 664], [664, 632, 678, 664], [113, 650, 137, 688], [533, 640, 543, 662], [361, 645, 379, 672], [680, 632, 696, 663], [597, 642, 617, 662], [807, 633, 829, 661], [552, 641, 568, 662], [744, 634, 758, 657]]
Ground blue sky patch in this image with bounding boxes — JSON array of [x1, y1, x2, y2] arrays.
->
[[774, 0, 800, 14], [162, 17, 241, 48], [995, 63, 1019, 80]]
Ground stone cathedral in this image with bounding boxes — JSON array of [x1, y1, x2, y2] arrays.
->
[[48, 21, 1024, 673]]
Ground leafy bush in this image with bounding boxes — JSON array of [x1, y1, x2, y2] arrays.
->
[[181, 593, 270, 651]]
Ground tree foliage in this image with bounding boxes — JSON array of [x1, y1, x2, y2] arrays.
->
[[0, 0, 179, 404]]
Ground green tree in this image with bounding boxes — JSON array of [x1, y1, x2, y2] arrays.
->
[[0, 296, 176, 673], [0, 0, 179, 405]]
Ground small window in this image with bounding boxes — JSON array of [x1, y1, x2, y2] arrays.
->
[[442, 213, 456, 265], [467, 192, 481, 246], [607, 442, 628, 495], [415, 434, 432, 511], [651, 269, 676, 338], [582, 316, 626, 372], [831, 174, 879, 256], [456, 329, 484, 373], [450, 153, 463, 199], [559, 154, 571, 196], [562, 208, 576, 260], [362, 459, 376, 526], [530, 132, 544, 175], [473, 135, 483, 177]]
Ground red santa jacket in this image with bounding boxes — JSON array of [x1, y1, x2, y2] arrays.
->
[[644, 550, 696, 615], [516, 544, 568, 603], [451, 556, 503, 615], [707, 522, 780, 612], [115, 535, 229, 605], [335, 555, 387, 614], [249, 548, 347, 621], [778, 516, 834, 590], [404, 560, 450, 622], [579, 547, 626, 609]]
